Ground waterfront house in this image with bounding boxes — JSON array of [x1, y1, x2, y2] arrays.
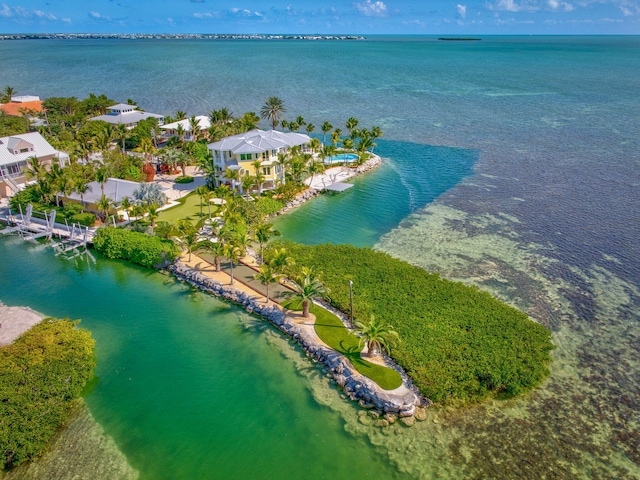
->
[[208, 129, 311, 192], [89, 103, 164, 129], [0, 95, 43, 117], [0, 132, 69, 198], [159, 116, 211, 141]]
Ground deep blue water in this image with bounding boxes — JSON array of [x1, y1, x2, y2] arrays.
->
[[1, 36, 639, 478]]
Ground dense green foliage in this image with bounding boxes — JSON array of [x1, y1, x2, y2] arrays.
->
[[284, 300, 402, 390], [93, 227, 179, 268], [0, 318, 95, 470], [279, 242, 555, 404], [255, 196, 285, 216], [0, 112, 29, 136], [9, 187, 96, 226]]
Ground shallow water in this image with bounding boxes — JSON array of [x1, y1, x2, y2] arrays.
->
[[1, 35, 639, 478]]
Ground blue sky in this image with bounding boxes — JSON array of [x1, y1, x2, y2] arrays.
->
[[0, 0, 638, 34]]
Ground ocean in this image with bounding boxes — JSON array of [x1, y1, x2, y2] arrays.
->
[[1, 36, 639, 479]]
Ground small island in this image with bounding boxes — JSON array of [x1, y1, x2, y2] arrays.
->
[[438, 37, 482, 41]]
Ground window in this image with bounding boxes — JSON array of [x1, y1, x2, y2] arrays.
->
[[240, 154, 252, 161], [262, 167, 271, 176], [262, 152, 268, 160]]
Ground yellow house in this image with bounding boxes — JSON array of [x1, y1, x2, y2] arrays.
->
[[208, 129, 311, 192]]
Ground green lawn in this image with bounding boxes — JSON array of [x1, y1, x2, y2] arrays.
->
[[158, 192, 219, 224], [284, 300, 403, 391]]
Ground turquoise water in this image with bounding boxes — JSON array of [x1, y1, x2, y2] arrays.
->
[[1, 36, 639, 478], [0, 238, 401, 480], [276, 140, 476, 246]]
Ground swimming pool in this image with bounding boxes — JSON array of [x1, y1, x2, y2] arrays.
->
[[324, 153, 359, 165]]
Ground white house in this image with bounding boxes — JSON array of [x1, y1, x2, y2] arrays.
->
[[208, 129, 311, 191], [0, 132, 69, 198], [159, 116, 211, 141], [90, 103, 164, 129]]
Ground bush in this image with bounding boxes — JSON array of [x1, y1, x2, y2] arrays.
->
[[69, 212, 96, 227], [175, 176, 194, 184], [255, 196, 285, 217], [93, 227, 179, 268], [279, 242, 555, 404], [0, 318, 95, 470]]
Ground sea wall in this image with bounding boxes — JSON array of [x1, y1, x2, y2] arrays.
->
[[275, 154, 383, 215], [168, 260, 427, 418]]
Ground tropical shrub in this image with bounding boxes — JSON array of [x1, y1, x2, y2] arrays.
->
[[69, 212, 96, 227], [93, 227, 179, 268], [174, 176, 194, 184], [0, 318, 95, 470], [255, 196, 285, 217], [279, 241, 555, 404]]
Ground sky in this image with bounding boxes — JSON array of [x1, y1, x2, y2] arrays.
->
[[0, 0, 638, 35]]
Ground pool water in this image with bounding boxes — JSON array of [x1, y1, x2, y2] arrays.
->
[[324, 153, 359, 164]]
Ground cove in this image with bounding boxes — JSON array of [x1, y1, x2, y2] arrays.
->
[[0, 238, 402, 480], [273, 139, 477, 247]]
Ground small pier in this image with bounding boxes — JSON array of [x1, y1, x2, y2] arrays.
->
[[1, 204, 95, 259]]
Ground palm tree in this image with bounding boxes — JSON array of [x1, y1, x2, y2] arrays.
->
[[119, 196, 132, 221], [345, 117, 359, 136], [175, 110, 187, 121], [321, 121, 333, 145], [354, 315, 400, 357], [154, 221, 177, 239], [2, 86, 16, 103], [269, 247, 294, 274], [254, 222, 280, 262], [331, 130, 342, 147], [97, 194, 113, 223], [188, 116, 201, 141], [309, 138, 321, 154], [305, 123, 315, 136], [95, 164, 110, 195], [198, 238, 225, 272], [195, 185, 209, 218], [241, 172, 254, 195], [254, 263, 283, 304], [282, 266, 328, 318], [342, 137, 355, 152], [252, 160, 265, 196], [224, 167, 241, 193], [147, 203, 160, 230], [260, 96, 286, 130], [224, 241, 243, 285], [176, 219, 199, 261], [370, 126, 383, 153]]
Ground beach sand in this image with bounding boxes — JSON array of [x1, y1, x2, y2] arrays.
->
[[0, 303, 45, 346]]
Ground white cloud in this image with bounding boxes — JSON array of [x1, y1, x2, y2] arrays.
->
[[89, 11, 111, 20], [457, 4, 467, 17], [194, 11, 215, 18], [230, 8, 263, 17], [403, 18, 426, 27], [486, 0, 539, 12], [1, 4, 60, 20], [547, 0, 575, 11], [355, 0, 388, 17]]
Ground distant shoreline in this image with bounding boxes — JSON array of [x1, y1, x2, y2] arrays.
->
[[0, 33, 366, 41]]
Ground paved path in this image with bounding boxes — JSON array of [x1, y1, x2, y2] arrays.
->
[[0, 303, 44, 346]]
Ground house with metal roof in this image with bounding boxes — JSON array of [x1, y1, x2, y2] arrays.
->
[[0, 132, 69, 198], [160, 116, 211, 141], [208, 129, 311, 192], [89, 103, 164, 129]]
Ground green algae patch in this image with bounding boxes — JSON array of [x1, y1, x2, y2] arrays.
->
[[280, 242, 555, 404], [283, 300, 403, 390], [0, 318, 96, 471]]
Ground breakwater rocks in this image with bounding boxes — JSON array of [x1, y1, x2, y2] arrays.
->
[[168, 261, 428, 419]]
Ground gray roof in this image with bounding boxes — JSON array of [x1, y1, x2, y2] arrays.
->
[[208, 129, 311, 155], [90, 110, 164, 125], [0, 132, 63, 168], [66, 178, 141, 205]]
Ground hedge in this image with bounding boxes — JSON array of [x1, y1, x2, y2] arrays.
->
[[278, 242, 555, 404], [0, 318, 95, 470], [93, 227, 179, 268]]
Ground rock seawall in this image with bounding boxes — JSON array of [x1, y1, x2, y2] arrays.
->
[[168, 261, 428, 418]]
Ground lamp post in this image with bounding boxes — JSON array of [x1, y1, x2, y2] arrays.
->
[[349, 280, 354, 327]]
